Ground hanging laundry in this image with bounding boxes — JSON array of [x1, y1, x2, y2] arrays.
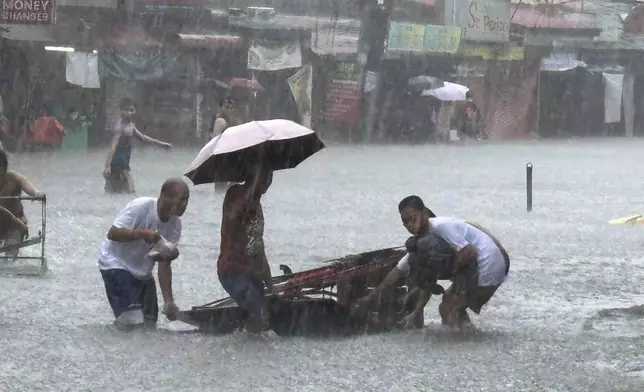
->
[[603, 73, 623, 124], [66, 52, 100, 89]]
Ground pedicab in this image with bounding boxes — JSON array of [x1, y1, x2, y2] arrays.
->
[[0, 194, 47, 275]]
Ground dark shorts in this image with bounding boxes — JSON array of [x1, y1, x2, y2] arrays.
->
[[100, 268, 159, 323], [448, 259, 509, 314], [218, 268, 266, 321]]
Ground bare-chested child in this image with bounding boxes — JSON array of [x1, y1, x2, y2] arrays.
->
[[217, 160, 274, 333], [0, 149, 44, 258]]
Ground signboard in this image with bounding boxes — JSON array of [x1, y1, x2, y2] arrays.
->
[[248, 39, 302, 71], [387, 23, 461, 54], [444, 0, 510, 42], [287, 65, 313, 128], [324, 61, 361, 124], [458, 43, 524, 60], [1, 0, 54, 24]]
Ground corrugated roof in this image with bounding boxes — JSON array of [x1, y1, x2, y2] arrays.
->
[[511, 5, 598, 29]]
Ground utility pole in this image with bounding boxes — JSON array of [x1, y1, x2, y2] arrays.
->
[[357, 0, 392, 143]]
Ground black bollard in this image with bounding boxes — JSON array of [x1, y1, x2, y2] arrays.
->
[[526, 162, 533, 212]]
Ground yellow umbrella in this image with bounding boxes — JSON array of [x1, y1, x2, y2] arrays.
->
[[609, 215, 644, 225]]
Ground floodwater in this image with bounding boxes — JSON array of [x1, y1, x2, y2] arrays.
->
[[2, 138, 644, 391]]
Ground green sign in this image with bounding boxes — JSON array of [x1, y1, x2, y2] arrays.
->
[[387, 23, 462, 54]]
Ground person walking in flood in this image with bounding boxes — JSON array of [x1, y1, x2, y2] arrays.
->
[[209, 96, 240, 140], [217, 160, 274, 333], [0, 148, 44, 259], [103, 97, 172, 194], [209, 96, 243, 193], [98, 178, 189, 329]]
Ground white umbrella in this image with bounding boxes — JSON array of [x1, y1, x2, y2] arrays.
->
[[421, 82, 469, 101], [185, 119, 325, 185]]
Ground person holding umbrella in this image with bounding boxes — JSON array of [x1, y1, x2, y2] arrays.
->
[[184, 119, 326, 333], [217, 158, 275, 333]]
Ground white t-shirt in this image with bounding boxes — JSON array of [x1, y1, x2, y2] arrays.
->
[[428, 217, 506, 287], [98, 197, 182, 279]]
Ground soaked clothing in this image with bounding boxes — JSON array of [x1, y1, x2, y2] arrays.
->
[[100, 268, 159, 323], [217, 186, 265, 274], [397, 233, 455, 292], [218, 268, 266, 320], [105, 119, 136, 193], [430, 217, 507, 287], [218, 186, 267, 320]]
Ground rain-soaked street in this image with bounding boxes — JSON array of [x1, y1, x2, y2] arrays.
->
[[2, 139, 644, 391]]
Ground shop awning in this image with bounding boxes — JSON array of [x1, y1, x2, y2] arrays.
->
[[540, 50, 586, 71], [178, 33, 245, 50], [0, 25, 55, 42], [56, 0, 117, 7]]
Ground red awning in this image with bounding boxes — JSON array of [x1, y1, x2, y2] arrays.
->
[[178, 33, 245, 50], [511, 6, 597, 29]]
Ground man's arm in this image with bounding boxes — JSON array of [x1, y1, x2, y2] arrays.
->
[[359, 254, 409, 305], [157, 261, 174, 304], [157, 261, 179, 320], [106, 200, 158, 243], [408, 288, 431, 318], [0, 205, 27, 234], [13, 173, 42, 198], [107, 226, 157, 243]]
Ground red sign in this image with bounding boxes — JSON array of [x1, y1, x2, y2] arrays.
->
[[324, 79, 360, 124], [1, 0, 54, 25]]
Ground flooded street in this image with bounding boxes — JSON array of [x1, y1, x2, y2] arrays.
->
[[2, 139, 644, 391]]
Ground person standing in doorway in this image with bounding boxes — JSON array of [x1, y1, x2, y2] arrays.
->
[[103, 97, 172, 194]]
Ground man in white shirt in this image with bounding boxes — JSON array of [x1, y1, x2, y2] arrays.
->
[[98, 178, 190, 329], [397, 195, 509, 329], [353, 195, 509, 330]]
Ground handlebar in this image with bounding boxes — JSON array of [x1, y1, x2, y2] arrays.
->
[[0, 195, 46, 201]]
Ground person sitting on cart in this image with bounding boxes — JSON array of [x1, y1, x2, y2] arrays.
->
[[218, 159, 274, 334], [98, 178, 189, 329], [0, 148, 44, 258]]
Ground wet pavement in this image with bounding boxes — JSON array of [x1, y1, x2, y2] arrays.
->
[[1, 139, 644, 391]]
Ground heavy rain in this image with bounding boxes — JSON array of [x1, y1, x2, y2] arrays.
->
[[0, 0, 644, 391]]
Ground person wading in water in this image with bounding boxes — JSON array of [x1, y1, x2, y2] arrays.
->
[[210, 96, 245, 193], [0, 148, 44, 259], [103, 97, 172, 194], [217, 159, 275, 333]]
